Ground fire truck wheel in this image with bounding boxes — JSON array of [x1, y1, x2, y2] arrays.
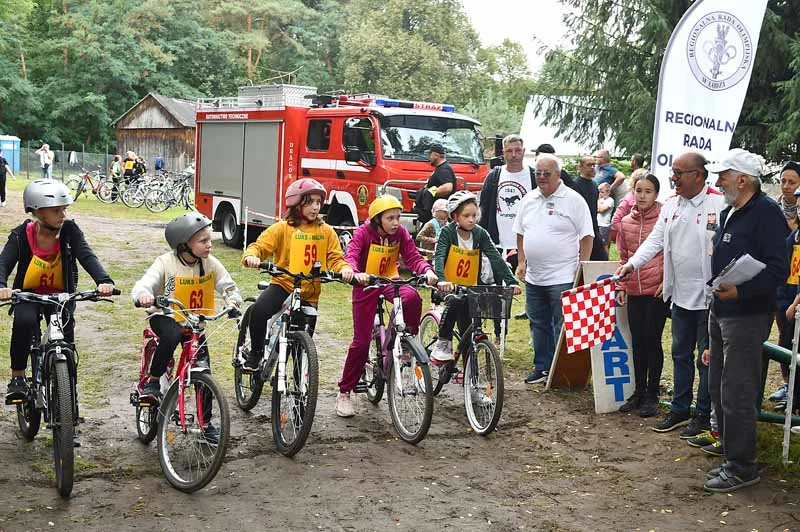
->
[[219, 206, 244, 248]]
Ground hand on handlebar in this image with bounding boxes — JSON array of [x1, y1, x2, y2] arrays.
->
[[437, 281, 455, 293], [137, 294, 155, 307], [244, 256, 261, 268], [424, 270, 438, 287], [0, 287, 12, 301], [340, 268, 355, 284], [97, 283, 115, 296], [354, 272, 371, 286], [512, 285, 522, 296]]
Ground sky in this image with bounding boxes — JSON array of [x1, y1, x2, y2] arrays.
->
[[460, 0, 569, 75]]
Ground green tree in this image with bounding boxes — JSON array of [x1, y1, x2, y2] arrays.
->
[[462, 89, 523, 141]]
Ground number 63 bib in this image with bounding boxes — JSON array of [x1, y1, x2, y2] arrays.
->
[[172, 272, 215, 320], [288, 231, 328, 274], [443, 245, 479, 286]]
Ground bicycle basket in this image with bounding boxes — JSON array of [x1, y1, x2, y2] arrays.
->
[[466, 286, 515, 320]]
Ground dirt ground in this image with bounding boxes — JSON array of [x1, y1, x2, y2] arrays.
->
[[0, 192, 798, 532]]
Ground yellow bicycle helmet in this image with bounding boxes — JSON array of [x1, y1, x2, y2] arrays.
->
[[368, 194, 403, 220]]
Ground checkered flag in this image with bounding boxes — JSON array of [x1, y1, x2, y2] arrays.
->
[[560, 276, 618, 354]]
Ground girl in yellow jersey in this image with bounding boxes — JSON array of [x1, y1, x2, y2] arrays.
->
[[0, 180, 115, 401], [241, 178, 354, 370]]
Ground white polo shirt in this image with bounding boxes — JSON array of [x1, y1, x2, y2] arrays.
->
[[513, 181, 594, 285]]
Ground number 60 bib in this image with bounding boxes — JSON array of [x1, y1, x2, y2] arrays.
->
[[365, 242, 399, 277], [443, 245, 479, 286]]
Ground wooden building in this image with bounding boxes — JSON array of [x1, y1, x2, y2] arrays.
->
[[112, 93, 196, 172]]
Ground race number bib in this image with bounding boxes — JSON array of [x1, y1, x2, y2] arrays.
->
[[364, 243, 399, 278], [789, 245, 800, 285], [172, 272, 215, 320], [443, 245, 479, 286], [22, 254, 64, 293], [288, 231, 327, 274]]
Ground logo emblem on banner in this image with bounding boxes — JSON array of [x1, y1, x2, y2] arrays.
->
[[687, 12, 753, 91]]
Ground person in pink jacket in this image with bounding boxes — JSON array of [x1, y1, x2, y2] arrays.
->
[[610, 168, 648, 248], [335, 195, 438, 417], [616, 173, 669, 417]]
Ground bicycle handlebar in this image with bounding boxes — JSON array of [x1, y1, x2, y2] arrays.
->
[[0, 288, 121, 307], [259, 261, 344, 284], [136, 296, 241, 321], [363, 275, 427, 290]]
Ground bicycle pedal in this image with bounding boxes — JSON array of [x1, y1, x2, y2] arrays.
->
[[5, 396, 24, 405], [353, 382, 369, 393]]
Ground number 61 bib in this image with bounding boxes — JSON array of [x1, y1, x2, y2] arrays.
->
[[288, 231, 328, 274], [443, 245, 479, 286], [172, 272, 215, 320]]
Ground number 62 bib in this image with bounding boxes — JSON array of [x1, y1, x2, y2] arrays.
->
[[443, 245, 479, 286]]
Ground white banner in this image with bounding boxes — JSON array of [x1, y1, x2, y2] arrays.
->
[[651, 1, 769, 198]]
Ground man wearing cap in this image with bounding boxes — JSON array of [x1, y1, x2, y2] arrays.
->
[[415, 144, 457, 224], [616, 151, 725, 435], [704, 149, 788, 492]]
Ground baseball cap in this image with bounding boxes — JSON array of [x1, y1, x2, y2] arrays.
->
[[705, 148, 763, 177], [535, 143, 556, 154], [429, 143, 445, 155]]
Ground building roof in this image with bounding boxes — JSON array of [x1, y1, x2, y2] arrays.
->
[[112, 92, 196, 129]]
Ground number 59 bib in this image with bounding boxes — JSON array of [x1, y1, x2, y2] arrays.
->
[[364, 243, 399, 277], [443, 245, 479, 286], [172, 273, 215, 320], [288, 231, 328, 274]]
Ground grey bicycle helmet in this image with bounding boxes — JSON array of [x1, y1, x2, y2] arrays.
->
[[446, 190, 477, 214], [165, 213, 212, 250], [23, 179, 73, 213]]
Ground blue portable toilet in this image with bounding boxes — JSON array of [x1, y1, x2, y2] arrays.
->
[[0, 135, 21, 173]]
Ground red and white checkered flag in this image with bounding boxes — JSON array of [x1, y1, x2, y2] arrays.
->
[[560, 276, 618, 354]]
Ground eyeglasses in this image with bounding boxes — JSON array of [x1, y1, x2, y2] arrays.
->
[[534, 171, 555, 178], [671, 168, 699, 178]]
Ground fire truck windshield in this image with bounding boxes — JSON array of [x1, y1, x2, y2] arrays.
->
[[378, 115, 483, 165]]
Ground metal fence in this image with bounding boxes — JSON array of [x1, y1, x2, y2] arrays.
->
[[19, 141, 189, 180]]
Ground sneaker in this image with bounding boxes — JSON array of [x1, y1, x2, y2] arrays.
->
[[705, 463, 725, 480], [0, 201, 6, 207], [5, 376, 27, 402], [651, 411, 690, 432], [618, 392, 641, 413], [791, 425, 800, 435], [430, 339, 454, 362], [202, 424, 220, 446], [493, 336, 502, 348], [639, 397, 660, 418], [524, 369, 548, 384], [514, 311, 529, 321], [73, 429, 82, 448], [774, 399, 787, 412], [704, 468, 759, 493], [335, 392, 355, 417], [687, 430, 719, 448], [701, 440, 724, 457], [679, 416, 711, 439], [243, 348, 263, 372], [140, 379, 161, 401], [768, 383, 789, 402]]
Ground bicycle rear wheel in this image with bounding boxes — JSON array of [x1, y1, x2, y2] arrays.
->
[[135, 404, 159, 444], [121, 184, 145, 208], [232, 305, 264, 411], [463, 339, 504, 436], [157, 372, 230, 493], [144, 189, 171, 213], [16, 378, 41, 441], [387, 337, 433, 444], [96, 182, 115, 203], [363, 337, 384, 404], [271, 331, 318, 457], [51, 360, 75, 497]]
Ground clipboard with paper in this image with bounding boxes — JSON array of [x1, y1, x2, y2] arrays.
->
[[710, 254, 766, 291]]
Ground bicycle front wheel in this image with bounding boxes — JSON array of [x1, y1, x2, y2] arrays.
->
[[157, 372, 230, 493], [121, 184, 145, 208], [463, 339, 504, 436], [271, 331, 319, 457], [387, 338, 433, 444], [51, 360, 75, 497], [144, 189, 171, 213], [418, 313, 447, 396], [232, 305, 263, 411], [96, 182, 115, 203]]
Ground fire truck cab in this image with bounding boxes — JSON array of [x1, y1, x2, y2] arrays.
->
[[194, 85, 487, 247]]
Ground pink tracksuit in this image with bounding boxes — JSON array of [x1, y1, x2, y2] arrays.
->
[[338, 222, 432, 394]]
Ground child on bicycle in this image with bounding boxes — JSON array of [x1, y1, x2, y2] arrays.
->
[[132, 213, 242, 439], [336, 195, 438, 417], [430, 190, 520, 363], [241, 178, 354, 371], [0, 180, 115, 402]]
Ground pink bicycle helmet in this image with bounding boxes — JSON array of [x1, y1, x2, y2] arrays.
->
[[285, 178, 326, 207]]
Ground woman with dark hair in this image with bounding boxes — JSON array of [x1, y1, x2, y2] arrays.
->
[[616, 174, 668, 417]]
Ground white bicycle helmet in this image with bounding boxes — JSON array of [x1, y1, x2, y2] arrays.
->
[[23, 179, 73, 213], [446, 190, 477, 214]]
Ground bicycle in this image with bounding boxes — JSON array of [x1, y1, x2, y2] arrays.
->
[[357, 275, 434, 444], [2, 288, 120, 497], [232, 261, 336, 457], [65, 167, 113, 203], [144, 174, 194, 213], [417, 285, 512, 435], [130, 296, 238, 493]]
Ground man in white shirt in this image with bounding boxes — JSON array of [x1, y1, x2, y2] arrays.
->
[[514, 154, 594, 384], [616, 151, 725, 436]]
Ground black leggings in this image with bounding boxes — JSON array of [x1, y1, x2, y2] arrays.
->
[[438, 295, 471, 342], [249, 284, 291, 354], [627, 295, 669, 398], [148, 315, 210, 377], [9, 302, 74, 371], [0, 172, 6, 203]]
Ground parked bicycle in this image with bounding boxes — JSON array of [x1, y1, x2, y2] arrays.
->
[[418, 285, 512, 435], [2, 288, 120, 497], [357, 275, 434, 444], [232, 261, 337, 457], [65, 167, 112, 203], [130, 296, 237, 493], [144, 173, 194, 213]]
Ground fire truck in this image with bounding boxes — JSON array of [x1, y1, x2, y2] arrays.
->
[[194, 85, 488, 247]]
